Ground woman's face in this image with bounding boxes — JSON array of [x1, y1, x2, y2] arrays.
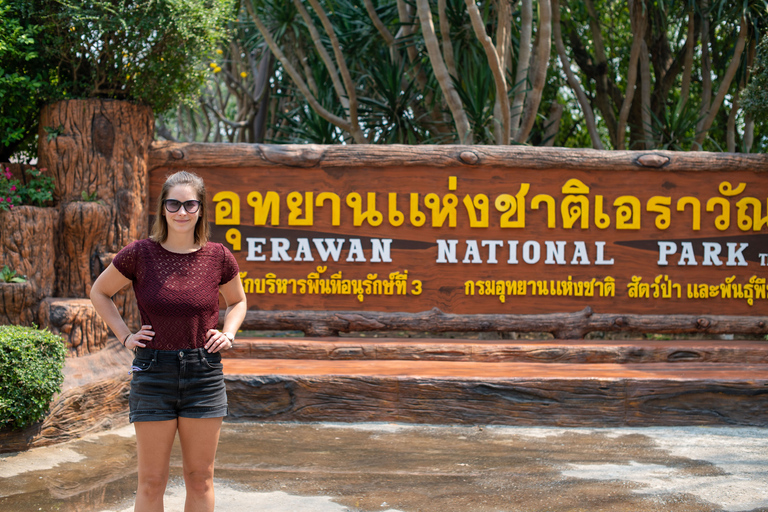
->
[[163, 184, 200, 236]]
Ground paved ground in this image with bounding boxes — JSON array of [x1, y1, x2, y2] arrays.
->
[[1, 422, 767, 512]]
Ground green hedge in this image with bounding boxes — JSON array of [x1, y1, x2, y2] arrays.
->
[[0, 325, 66, 430]]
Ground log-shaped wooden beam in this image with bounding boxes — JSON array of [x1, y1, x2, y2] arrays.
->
[[148, 142, 768, 173], [225, 307, 768, 339]]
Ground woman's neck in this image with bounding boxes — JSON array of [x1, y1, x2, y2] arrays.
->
[[161, 233, 199, 253]]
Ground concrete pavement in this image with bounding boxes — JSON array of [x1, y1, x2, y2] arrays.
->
[[1, 421, 768, 512]]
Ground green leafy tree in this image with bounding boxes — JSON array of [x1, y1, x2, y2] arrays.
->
[[0, 0, 234, 160]]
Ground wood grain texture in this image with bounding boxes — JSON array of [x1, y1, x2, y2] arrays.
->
[[148, 142, 768, 172], [227, 337, 768, 364], [227, 307, 768, 338], [223, 359, 768, 427]]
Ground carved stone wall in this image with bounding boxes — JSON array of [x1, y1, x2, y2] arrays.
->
[[0, 206, 58, 325], [37, 99, 154, 335]]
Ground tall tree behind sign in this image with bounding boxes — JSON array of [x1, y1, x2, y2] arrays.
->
[[157, 0, 767, 152]]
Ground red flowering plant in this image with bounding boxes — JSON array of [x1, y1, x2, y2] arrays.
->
[[0, 167, 54, 211]]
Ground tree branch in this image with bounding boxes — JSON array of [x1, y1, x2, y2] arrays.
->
[[551, 0, 602, 149], [246, 0, 353, 133], [616, 0, 647, 150], [516, 0, 552, 143], [415, 0, 472, 143], [695, 15, 748, 146], [465, 0, 510, 144], [510, 0, 533, 138]]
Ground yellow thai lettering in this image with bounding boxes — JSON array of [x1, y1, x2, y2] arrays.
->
[[425, 192, 458, 227], [225, 228, 241, 251], [594, 196, 611, 229], [736, 197, 768, 231], [463, 194, 489, 228], [646, 196, 671, 230], [531, 194, 556, 228], [247, 191, 280, 226], [410, 193, 426, 227], [495, 183, 529, 228], [676, 197, 701, 231], [614, 196, 641, 230], [212, 191, 240, 225], [346, 192, 383, 226], [287, 191, 314, 226], [388, 193, 405, 226], [706, 197, 730, 231], [315, 192, 341, 226], [561, 179, 590, 230]]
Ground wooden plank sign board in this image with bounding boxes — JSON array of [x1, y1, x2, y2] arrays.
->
[[149, 145, 768, 317]]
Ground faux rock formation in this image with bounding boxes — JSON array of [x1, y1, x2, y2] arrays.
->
[[38, 298, 110, 356], [0, 206, 58, 325]]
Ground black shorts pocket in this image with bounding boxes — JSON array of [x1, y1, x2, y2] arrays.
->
[[201, 353, 223, 370], [130, 358, 155, 374]]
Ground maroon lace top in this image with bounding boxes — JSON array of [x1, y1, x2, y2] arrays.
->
[[112, 239, 239, 350]]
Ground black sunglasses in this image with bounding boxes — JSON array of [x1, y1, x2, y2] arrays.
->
[[164, 199, 201, 213]]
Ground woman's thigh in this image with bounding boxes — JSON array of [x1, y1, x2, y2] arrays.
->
[[135, 419, 178, 481], [177, 417, 223, 475]]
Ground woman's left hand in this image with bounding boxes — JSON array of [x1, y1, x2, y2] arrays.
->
[[205, 329, 233, 353]]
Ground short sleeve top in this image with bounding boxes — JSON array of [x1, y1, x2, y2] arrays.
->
[[112, 239, 239, 350]]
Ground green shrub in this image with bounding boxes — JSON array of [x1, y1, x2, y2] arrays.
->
[[0, 325, 66, 430]]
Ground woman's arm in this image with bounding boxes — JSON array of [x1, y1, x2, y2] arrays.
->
[[90, 264, 152, 349], [205, 275, 247, 353]]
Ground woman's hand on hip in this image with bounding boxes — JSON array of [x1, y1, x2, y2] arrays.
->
[[205, 329, 233, 353], [125, 325, 154, 349]]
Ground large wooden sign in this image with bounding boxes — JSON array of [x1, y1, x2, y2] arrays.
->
[[149, 145, 768, 317]]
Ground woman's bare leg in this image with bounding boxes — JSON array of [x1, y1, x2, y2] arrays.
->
[[177, 417, 223, 512], [134, 419, 178, 512]]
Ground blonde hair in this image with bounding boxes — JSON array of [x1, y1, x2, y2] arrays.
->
[[150, 170, 210, 245]]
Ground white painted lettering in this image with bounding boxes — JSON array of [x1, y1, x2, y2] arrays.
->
[[522, 241, 540, 264], [657, 241, 676, 266], [571, 241, 590, 265], [594, 241, 614, 265], [545, 241, 567, 265], [246, 237, 266, 261], [702, 242, 723, 266], [678, 242, 697, 266], [726, 242, 748, 266], [346, 238, 366, 262], [463, 240, 483, 264], [436, 239, 458, 263], [270, 238, 292, 261], [294, 238, 314, 261], [370, 238, 392, 263], [482, 240, 504, 264]]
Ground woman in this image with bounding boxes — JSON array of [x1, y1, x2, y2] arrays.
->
[[90, 170, 247, 512]]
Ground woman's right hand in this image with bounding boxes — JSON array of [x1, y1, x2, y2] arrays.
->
[[125, 325, 154, 349]]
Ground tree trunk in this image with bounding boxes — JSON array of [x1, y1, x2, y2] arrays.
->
[[37, 99, 152, 331]]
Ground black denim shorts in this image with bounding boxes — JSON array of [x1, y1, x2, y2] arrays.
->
[[129, 347, 228, 423]]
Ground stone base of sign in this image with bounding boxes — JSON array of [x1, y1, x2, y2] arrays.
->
[[38, 298, 111, 356], [0, 281, 38, 325], [223, 337, 768, 427], [0, 340, 132, 453]]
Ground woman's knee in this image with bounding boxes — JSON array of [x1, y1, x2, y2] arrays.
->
[[183, 468, 214, 496], [138, 471, 169, 497]]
